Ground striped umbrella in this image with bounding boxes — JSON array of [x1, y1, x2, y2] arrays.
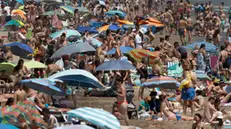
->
[[67, 107, 121, 129], [127, 49, 160, 64], [0, 100, 46, 128], [141, 76, 180, 89]]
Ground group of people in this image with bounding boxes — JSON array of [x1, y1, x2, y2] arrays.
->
[[0, 0, 230, 128]]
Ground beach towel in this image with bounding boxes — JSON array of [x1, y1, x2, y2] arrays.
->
[[210, 56, 219, 70], [167, 62, 183, 77]]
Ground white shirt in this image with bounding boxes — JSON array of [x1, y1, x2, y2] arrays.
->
[[49, 115, 59, 128], [4, 6, 11, 16], [135, 34, 142, 48]]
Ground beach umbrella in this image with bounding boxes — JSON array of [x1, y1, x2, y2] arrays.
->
[[1, 100, 47, 128], [4, 20, 24, 27], [55, 125, 94, 129], [128, 49, 160, 64], [11, 9, 26, 20], [16, 0, 24, 4], [24, 59, 47, 69], [98, 24, 121, 32], [18, 5, 24, 10], [43, 11, 65, 17], [147, 17, 162, 24], [184, 41, 217, 53], [50, 42, 95, 59], [96, 59, 136, 71], [0, 62, 16, 75], [107, 46, 134, 55], [67, 107, 120, 129], [0, 124, 19, 129], [89, 38, 102, 48], [60, 5, 76, 15], [49, 29, 81, 39], [3, 42, 33, 59], [48, 69, 104, 88], [77, 6, 89, 13], [141, 76, 180, 89], [117, 19, 134, 25], [12, 9, 26, 15], [105, 10, 126, 18], [77, 26, 98, 34], [21, 78, 66, 96], [89, 21, 104, 28]]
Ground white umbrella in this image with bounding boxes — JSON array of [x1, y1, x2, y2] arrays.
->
[[54, 125, 94, 129]]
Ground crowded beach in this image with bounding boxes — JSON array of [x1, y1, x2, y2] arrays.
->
[[0, 0, 230, 129]]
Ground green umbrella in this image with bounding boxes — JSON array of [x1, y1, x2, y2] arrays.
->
[[77, 6, 89, 13], [43, 11, 65, 17], [24, 59, 47, 69], [0, 62, 16, 75]]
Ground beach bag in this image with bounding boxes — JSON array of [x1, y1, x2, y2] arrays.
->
[[138, 110, 150, 119]]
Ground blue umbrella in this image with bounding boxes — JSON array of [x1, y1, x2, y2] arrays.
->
[[108, 24, 121, 31], [141, 76, 180, 89], [21, 79, 66, 96], [96, 59, 136, 71], [105, 10, 126, 18], [0, 124, 19, 129], [49, 29, 81, 39], [106, 46, 133, 55], [50, 42, 95, 59], [16, 0, 24, 4], [89, 21, 104, 28], [4, 42, 33, 59], [77, 26, 98, 34], [184, 41, 217, 53], [68, 107, 120, 129], [48, 69, 104, 88]]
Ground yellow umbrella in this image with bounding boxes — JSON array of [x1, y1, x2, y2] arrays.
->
[[18, 5, 24, 10], [0, 62, 16, 75], [24, 59, 47, 69], [128, 49, 160, 64]]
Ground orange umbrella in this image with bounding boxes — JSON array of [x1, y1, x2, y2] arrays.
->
[[98, 25, 109, 32], [117, 19, 134, 25], [147, 17, 162, 24], [128, 49, 159, 64], [146, 21, 164, 27], [12, 9, 26, 20]]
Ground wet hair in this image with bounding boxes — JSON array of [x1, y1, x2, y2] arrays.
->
[[196, 90, 202, 96], [194, 113, 202, 120], [160, 38, 164, 42], [42, 108, 50, 115], [220, 46, 225, 51], [174, 42, 179, 47], [5, 98, 14, 106], [155, 47, 161, 51], [200, 44, 205, 49], [13, 59, 24, 73], [165, 35, 170, 41], [208, 96, 215, 101], [116, 76, 124, 83]]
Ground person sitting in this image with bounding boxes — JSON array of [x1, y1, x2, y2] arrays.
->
[[4, 97, 14, 107], [138, 96, 152, 119], [192, 113, 205, 129], [42, 108, 59, 129]]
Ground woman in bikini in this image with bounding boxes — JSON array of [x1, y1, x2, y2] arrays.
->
[[159, 94, 193, 121], [114, 76, 129, 125]]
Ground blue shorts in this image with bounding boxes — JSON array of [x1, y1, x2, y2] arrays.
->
[[181, 87, 195, 100]]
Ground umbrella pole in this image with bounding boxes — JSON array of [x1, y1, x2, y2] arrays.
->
[[72, 87, 77, 108]]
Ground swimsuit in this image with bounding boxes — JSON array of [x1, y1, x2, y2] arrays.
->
[[117, 100, 128, 106]]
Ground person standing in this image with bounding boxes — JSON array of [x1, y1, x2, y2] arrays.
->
[[196, 44, 206, 71], [114, 76, 129, 125]]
